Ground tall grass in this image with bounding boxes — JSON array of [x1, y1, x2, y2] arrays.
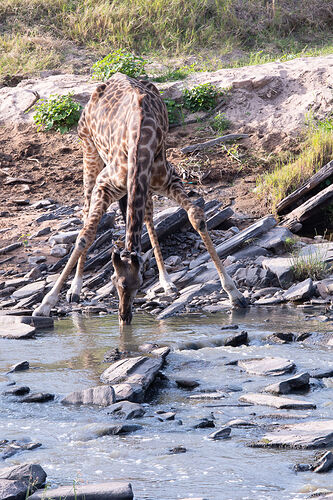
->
[[1, 0, 333, 76], [256, 118, 333, 213]]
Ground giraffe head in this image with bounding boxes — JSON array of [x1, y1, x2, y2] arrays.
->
[[112, 248, 143, 325]]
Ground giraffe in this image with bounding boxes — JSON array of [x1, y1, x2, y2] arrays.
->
[[33, 73, 246, 324]]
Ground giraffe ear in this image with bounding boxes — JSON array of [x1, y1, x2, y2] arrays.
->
[[112, 248, 124, 270], [130, 252, 141, 272]]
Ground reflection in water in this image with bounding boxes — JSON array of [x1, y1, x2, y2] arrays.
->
[[1, 308, 333, 499]]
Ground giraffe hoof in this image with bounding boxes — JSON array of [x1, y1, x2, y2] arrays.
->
[[66, 292, 80, 304], [231, 295, 248, 308]]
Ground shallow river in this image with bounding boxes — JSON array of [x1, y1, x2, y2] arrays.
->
[[1, 306, 333, 500]]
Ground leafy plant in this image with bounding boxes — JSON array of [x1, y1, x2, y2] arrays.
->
[[210, 112, 231, 132], [19, 233, 31, 248], [183, 83, 220, 112], [163, 98, 183, 125], [91, 49, 147, 81], [32, 93, 82, 134]]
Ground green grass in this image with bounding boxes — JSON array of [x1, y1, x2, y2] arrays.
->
[[256, 117, 333, 213], [1, 0, 333, 76], [290, 247, 330, 281]]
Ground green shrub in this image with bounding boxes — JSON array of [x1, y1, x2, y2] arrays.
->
[[210, 112, 231, 132], [32, 92, 82, 133], [163, 98, 183, 124], [183, 83, 220, 112], [92, 49, 147, 81]]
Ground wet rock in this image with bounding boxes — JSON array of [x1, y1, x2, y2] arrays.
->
[[310, 368, 333, 379], [252, 288, 283, 300], [0, 323, 35, 339], [28, 482, 134, 500], [20, 392, 54, 403], [188, 392, 226, 400], [168, 445, 186, 454], [296, 332, 312, 342], [239, 392, 316, 409], [151, 346, 171, 359], [253, 420, 333, 449], [264, 372, 310, 395], [261, 257, 293, 288], [267, 332, 295, 344], [95, 424, 142, 437], [293, 463, 312, 472], [225, 418, 257, 428], [221, 324, 238, 330], [112, 383, 144, 403], [156, 411, 176, 421], [176, 378, 200, 389], [12, 281, 45, 300], [157, 281, 221, 319], [313, 451, 333, 473], [283, 278, 314, 301], [62, 385, 115, 406], [8, 360, 29, 373], [193, 418, 215, 429], [224, 330, 248, 347], [0, 463, 47, 488], [100, 356, 164, 402], [208, 426, 231, 440], [3, 386, 30, 396], [107, 401, 146, 419], [0, 314, 54, 330], [103, 348, 129, 363], [0, 440, 42, 459], [238, 357, 295, 376]]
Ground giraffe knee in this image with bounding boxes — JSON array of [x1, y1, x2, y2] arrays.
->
[[188, 206, 206, 233]]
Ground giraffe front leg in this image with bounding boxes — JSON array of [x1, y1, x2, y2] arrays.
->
[[164, 174, 247, 308], [144, 194, 177, 295]]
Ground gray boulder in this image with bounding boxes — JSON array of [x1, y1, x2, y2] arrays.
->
[[107, 401, 145, 419], [239, 392, 316, 409], [62, 386, 115, 406], [283, 278, 314, 301], [264, 372, 310, 395], [0, 323, 35, 339], [262, 256, 294, 287], [28, 482, 133, 500], [253, 420, 333, 448]]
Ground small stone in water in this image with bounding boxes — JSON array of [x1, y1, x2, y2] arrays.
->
[[175, 378, 200, 389], [208, 426, 231, 440], [168, 445, 186, 454], [8, 361, 29, 373]]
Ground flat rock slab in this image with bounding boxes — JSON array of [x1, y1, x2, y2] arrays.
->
[[264, 372, 310, 395], [0, 323, 35, 339], [238, 357, 295, 376], [12, 281, 45, 300], [253, 420, 333, 449], [239, 392, 316, 409], [100, 356, 163, 390], [28, 482, 133, 500], [62, 386, 115, 406], [0, 314, 54, 329]]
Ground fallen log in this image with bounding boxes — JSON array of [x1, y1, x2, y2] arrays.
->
[[277, 159, 333, 214], [281, 184, 333, 232], [180, 134, 248, 154], [189, 215, 277, 269], [141, 197, 204, 251]]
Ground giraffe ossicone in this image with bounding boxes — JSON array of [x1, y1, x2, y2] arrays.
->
[[33, 72, 247, 324]]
